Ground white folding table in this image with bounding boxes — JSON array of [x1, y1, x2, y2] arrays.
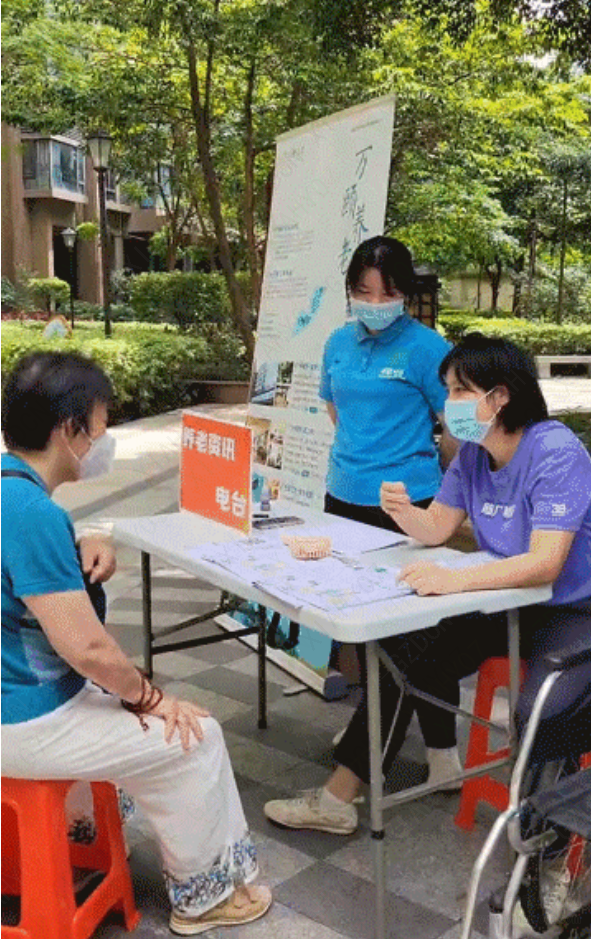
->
[[113, 511, 552, 939]]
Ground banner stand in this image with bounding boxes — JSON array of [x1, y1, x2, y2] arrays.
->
[[214, 94, 396, 700]]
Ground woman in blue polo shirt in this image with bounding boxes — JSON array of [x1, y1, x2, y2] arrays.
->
[[320, 236, 456, 777], [319, 235, 455, 530]]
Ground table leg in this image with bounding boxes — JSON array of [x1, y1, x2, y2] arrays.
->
[[257, 605, 267, 729], [507, 608, 520, 752], [141, 551, 153, 678], [367, 641, 386, 939]]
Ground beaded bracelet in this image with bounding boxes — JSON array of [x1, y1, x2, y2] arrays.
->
[[122, 671, 164, 731]]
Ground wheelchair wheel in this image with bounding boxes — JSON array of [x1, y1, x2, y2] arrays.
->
[[519, 760, 591, 934]]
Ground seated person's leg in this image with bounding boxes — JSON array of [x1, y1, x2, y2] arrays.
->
[[1, 685, 270, 931], [264, 640, 416, 835], [409, 612, 509, 787], [264, 620, 482, 833]]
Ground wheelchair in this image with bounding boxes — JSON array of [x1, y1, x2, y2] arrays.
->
[[461, 639, 591, 939]]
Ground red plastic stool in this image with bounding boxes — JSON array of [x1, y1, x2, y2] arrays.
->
[[455, 657, 525, 831], [1, 778, 140, 939]]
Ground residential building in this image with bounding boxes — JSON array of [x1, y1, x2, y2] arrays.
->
[[1, 124, 169, 304]]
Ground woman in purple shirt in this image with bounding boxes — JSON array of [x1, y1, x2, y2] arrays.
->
[[264, 333, 590, 836]]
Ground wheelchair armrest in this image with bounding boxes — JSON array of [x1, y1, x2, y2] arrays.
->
[[545, 643, 591, 672]]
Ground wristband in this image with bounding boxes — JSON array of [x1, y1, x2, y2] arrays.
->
[[122, 671, 164, 731]]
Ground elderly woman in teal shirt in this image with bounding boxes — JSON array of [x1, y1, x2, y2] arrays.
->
[[320, 235, 456, 529]]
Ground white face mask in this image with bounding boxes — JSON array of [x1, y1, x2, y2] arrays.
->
[[69, 430, 116, 479]]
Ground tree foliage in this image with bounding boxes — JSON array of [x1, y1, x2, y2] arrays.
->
[[2, 0, 590, 332]]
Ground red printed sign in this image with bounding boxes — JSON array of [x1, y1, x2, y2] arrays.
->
[[180, 412, 252, 533]]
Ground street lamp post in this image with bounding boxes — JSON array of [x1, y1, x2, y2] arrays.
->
[[61, 227, 77, 330], [88, 131, 113, 338]]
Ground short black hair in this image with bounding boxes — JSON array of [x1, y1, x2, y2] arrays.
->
[[346, 236, 416, 299], [2, 351, 113, 452], [439, 333, 549, 433]]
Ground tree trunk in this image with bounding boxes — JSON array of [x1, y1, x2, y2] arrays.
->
[[166, 208, 179, 271], [486, 258, 502, 312], [557, 179, 568, 325], [523, 213, 537, 318], [285, 79, 304, 129], [243, 58, 261, 310], [185, 38, 254, 358], [166, 240, 176, 271], [512, 276, 522, 316], [512, 254, 524, 317]]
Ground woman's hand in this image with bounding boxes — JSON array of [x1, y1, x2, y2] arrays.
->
[[149, 694, 211, 752], [380, 481, 411, 519], [399, 561, 462, 596], [79, 534, 117, 584]]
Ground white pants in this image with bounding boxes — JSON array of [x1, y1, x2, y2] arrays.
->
[[1, 684, 257, 916]]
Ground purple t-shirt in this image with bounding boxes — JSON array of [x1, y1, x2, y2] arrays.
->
[[436, 420, 591, 606]]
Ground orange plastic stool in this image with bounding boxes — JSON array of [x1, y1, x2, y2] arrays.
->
[[455, 657, 525, 831], [1, 778, 140, 939]]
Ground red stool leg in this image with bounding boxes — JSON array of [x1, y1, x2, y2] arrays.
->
[[2, 801, 21, 896], [455, 658, 525, 831], [69, 783, 140, 938], [2, 780, 78, 939], [2, 779, 140, 939]]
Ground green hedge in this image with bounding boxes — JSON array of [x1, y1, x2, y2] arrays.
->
[[560, 411, 591, 453], [128, 270, 255, 330], [439, 314, 591, 354], [27, 277, 70, 313], [1, 322, 249, 424], [129, 271, 224, 328]]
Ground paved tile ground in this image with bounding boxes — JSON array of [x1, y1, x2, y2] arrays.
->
[[9, 384, 585, 938], [98, 576, 500, 939]]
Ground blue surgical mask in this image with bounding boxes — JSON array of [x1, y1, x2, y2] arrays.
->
[[350, 298, 405, 331], [444, 390, 498, 444]]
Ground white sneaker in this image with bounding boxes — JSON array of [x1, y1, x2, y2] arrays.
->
[[426, 747, 464, 792], [264, 788, 358, 835], [490, 900, 543, 938]]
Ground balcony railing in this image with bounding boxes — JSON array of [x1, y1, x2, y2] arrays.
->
[[22, 137, 86, 195]]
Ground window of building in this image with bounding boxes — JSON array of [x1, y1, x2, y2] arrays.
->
[[22, 137, 85, 194]]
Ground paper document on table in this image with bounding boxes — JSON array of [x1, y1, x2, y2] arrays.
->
[[314, 518, 407, 554], [187, 538, 411, 611], [190, 536, 298, 579], [255, 557, 412, 612]]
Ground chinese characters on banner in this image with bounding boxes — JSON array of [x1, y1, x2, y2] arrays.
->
[[180, 412, 253, 533], [248, 96, 396, 511], [339, 144, 374, 275]]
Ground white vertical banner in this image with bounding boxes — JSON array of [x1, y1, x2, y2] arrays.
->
[[220, 98, 396, 698], [249, 96, 396, 511]]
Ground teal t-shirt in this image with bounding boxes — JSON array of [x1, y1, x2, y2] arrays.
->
[[1, 454, 86, 723], [319, 315, 450, 505]]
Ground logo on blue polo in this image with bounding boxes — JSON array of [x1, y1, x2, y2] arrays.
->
[[379, 367, 405, 380]]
